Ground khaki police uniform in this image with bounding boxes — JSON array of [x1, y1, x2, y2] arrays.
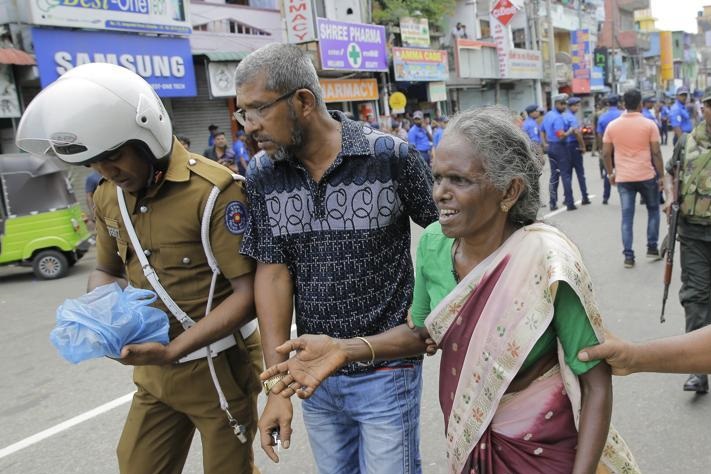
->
[[93, 138, 262, 474]]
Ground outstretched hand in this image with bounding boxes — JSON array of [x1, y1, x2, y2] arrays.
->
[[260, 335, 349, 399], [578, 331, 637, 376]]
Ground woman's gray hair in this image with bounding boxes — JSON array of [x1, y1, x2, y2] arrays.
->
[[444, 106, 543, 225], [234, 43, 325, 110]]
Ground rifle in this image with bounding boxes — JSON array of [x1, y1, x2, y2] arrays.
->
[[661, 135, 687, 323]]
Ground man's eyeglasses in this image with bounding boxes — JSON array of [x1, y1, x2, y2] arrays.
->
[[233, 89, 298, 126]]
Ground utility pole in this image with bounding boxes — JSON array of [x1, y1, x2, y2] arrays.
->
[[610, 0, 617, 94], [546, 0, 557, 101]]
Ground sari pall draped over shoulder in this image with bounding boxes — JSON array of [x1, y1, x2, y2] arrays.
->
[[424, 223, 640, 474]]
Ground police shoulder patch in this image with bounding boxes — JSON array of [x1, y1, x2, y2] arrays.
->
[[225, 201, 247, 235]]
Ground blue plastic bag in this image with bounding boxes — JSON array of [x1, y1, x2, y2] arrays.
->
[[50, 283, 170, 364]]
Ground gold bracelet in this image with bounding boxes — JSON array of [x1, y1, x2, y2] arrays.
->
[[263, 374, 286, 395], [355, 336, 376, 367]]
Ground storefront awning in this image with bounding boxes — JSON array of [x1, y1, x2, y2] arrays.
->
[[203, 51, 249, 62], [190, 33, 277, 61], [0, 48, 35, 65]]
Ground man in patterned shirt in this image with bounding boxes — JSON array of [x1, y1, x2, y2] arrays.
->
[[235, 43, 438, 474]]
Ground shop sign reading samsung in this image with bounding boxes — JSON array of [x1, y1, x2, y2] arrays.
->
[[32, 28, 196, 97]]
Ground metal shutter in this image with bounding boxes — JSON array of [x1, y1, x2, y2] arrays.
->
[[170, 60, 234, 156]]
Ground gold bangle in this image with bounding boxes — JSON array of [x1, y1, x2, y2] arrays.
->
[[355, 336, 375, 366], [263, 374, 286, 395]]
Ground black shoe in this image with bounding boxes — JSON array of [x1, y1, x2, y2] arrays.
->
[[567, 205, 578, 211], [602, 199, 608, 205], [550, 205, 559, 211], [581, 198, 591, 205], [683, 374, 709, 394], [646, 247, 661, 261], [624, 258, 635, 268]]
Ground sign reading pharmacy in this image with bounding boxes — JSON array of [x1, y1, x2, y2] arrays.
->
[[320, 78, 379, 102], [26, 0, 191, 35], [317, 18, 388, 71], [32, 28, 196, 98]]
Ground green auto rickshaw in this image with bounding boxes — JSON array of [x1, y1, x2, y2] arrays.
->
[[0, 153, 91, 279]]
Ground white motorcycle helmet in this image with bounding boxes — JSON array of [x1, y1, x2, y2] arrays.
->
[[16, 62, 173, 165]]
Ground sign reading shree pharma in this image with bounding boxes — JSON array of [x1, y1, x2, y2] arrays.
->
[[317, 18, 388, 71], [32, 28, 196, 98], [24, 0, 192, 35]]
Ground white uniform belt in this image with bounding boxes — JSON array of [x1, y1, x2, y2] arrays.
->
[[177, 320, 257, 364]]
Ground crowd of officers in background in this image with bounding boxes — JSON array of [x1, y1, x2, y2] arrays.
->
[[171, 88, 703, 199], [517, 86, 702, 209]]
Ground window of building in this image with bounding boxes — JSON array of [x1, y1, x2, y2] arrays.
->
[[193, 19, 271, 36], [480, 19, 490, 39], [512, 28, 526, 48]]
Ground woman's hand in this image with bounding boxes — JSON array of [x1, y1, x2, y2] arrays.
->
[[260, 335, 349, 399], [406, 312, 438, 356]]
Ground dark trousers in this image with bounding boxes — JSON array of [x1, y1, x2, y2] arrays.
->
[[417, 149, 431, 166], [679, 235, 711, 333], [661, 121, 668, 145], [566, 142, 589, 200], [548, 143, 574, 208]]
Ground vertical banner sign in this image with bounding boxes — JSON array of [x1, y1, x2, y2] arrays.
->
[[317, 18, 388, 71], [571, 29, 591, 93], [660, 31, 673, 81], [0, 64, 21, 118], [593, 47, 608, 84], [283, 0, 317, 43], [490, 0, 518, 79], [399, 17, 430, 48]]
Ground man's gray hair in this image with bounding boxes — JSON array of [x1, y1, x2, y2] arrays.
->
[[234, 43, 325, 109], [444, 106, 543, 225]]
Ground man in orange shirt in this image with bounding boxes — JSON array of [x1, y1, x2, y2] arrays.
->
[[602, 88, 664, 268]]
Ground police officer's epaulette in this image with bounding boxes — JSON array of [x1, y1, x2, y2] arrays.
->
[[187, 154, 236, 191]]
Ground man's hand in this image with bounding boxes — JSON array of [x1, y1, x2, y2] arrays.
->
[[578, 331, 638, 376], [258, 395, 293, 463], [118, 342, 173, 366], [657, 177, 665, 192], [260, 335, 348, 399], [609, 174, 616, 186]]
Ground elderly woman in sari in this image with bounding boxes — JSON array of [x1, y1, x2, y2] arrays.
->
[[262, 107, 639, 474]]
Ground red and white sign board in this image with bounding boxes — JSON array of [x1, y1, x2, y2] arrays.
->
[[283, 0, 317, 43], [490, 0, 518, 27]]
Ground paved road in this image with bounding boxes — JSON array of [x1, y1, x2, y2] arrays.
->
[[1, 143, 710, 473]]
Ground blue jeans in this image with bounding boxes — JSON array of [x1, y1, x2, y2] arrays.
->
[[617, 178, 661, 259], [302, 361, 423, 474]]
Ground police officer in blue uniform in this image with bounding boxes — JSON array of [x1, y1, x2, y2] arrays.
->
[[542, 94, 576, 210], [564, 96, 591, 205], [670, 86, 693, 145], [642, 96, 660, 128], [597, 94, 623, 204], [522, 104, 541, 146]]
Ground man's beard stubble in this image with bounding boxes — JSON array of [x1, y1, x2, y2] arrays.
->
[[262, 104, 304, 162]]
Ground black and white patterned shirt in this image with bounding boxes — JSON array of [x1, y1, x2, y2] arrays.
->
[[241, 111, 438, 374]]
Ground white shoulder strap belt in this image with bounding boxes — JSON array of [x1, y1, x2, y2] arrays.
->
[[116, 183, 254, 443]]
